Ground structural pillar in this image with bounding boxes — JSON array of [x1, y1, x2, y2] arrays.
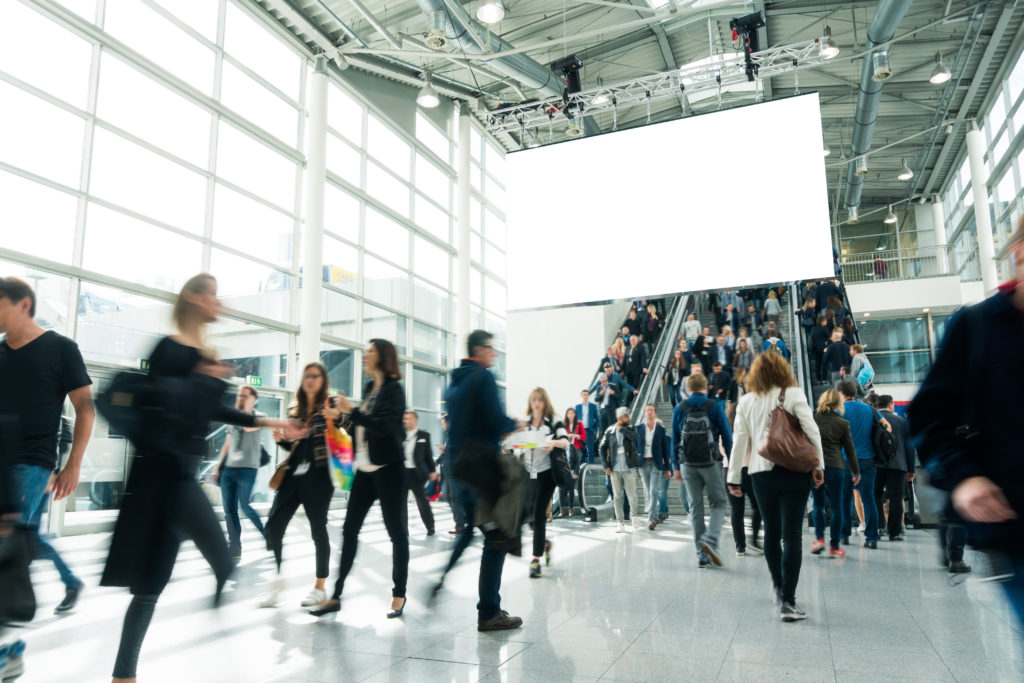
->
[[299, 57, 329, 368], [456, 106, 472, 359], [965, 125, 999, 291], [931, 196, 948, 275]]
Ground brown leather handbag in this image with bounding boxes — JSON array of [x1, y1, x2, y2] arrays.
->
[[268, 416, 311, 491], [756, 387, 819, 473]]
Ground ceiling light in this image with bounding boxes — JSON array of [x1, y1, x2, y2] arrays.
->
[[592, 76, 610, 106], [884, 204, 897, 224], [565, 122, 582, 138], [820, 25, 839, 59], [875, 244, 887, 251], [916, 317, 923, 321], [476, 0, 505, 24], [870, 49, 893, 82], [823, 141, 831, 157], [922, 308, 930, 313], [417, 74, 440, 108], [930, 52, 952, 85], [864, 312, 871, 317], [854, 155, 868, 176], [897, 158, 914, 181]]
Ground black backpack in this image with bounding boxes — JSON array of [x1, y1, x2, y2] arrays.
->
[[871, 412, 897, 466], [680, 403, 716, 466]]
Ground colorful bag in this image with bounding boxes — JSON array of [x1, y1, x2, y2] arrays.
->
[[325, 419, 354, 491]]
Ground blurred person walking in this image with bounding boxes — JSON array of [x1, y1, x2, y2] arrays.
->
[[212, 385, 266, 563], [102, 274, 295, 683], [0, 277, 93, 615]]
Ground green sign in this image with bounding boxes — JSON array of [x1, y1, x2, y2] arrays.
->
[[246, 375, 263, 387], [140, 359, 150, 371]]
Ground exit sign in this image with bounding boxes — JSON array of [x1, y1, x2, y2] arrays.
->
[[140, 359, 150, 371], [246, 375, 263, 387]]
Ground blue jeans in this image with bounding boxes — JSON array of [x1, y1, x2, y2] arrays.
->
[[219, 467, 264, 551], [812, 466, 848, 548], [854, 460, 879, 543], [658, 474, 670, 515], [12, 464, 81, 589], [841, 469, 855, 538], [668, 383, 682, 407], [640, 461, 663, 523]]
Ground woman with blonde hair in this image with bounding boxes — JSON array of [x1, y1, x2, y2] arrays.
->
[[810, 390, 860, 558], [611, 337, 626, 367], [727, 352, 823, 622], [763, 289, 782, 323], [104, 274, 296, 682], [519, 387, 569, 578]]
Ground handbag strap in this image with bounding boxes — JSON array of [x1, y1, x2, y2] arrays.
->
[[777, 387, 787, 407], [278, 415, 313, 469]]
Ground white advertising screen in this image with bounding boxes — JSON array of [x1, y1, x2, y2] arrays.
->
[[505, 94, 833, 311]]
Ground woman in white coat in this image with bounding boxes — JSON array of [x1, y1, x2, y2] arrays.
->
[[728, 352, 824, 622]]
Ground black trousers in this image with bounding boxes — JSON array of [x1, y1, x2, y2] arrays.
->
[[528, 469, 558, 558], [265, 468, 334, 578], [729, 467, 762, 550], [405, 468, 435, 533], [332, 463, 409, 599], [874, 468, 906, 536], [751, 467, 812, 605]]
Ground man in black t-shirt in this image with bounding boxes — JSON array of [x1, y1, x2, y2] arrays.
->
[[0, 277, 94, 614]]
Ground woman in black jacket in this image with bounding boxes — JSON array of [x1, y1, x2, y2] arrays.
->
[[811, 389, 860, 556], [310, 339, 409, 618], [104, 274, 295, 683], [260, 361, 337, 609]]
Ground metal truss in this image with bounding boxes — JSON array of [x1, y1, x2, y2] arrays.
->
[[485, 37, 832, 137]]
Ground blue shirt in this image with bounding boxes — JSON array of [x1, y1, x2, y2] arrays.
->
[[843, 400, 879, 462]]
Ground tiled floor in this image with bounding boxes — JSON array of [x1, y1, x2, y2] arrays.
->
[[9, 504, 1023, 682]]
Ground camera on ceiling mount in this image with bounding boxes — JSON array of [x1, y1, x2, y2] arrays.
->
[[730, 10, 766, 82]]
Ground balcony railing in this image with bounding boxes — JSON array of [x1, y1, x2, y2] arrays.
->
[[841, 246, 982, 284]]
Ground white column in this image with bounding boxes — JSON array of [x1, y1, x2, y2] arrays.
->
[[931, 196, 948, 275], [965, 125, 999, 291], [456, 107, 472, 358], [299, 57, 329, 368]]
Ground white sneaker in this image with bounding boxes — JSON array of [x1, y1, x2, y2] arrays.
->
[[301, 588, 327, 607], [259, 577, 285, 608], [616, 523, 626, 533]]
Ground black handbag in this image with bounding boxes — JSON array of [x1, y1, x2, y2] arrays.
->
[[0, 527, 36, 623], [260, 446, 272, 467]]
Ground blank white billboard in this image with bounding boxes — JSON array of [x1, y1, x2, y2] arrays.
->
[[505, 94, 833, 311]]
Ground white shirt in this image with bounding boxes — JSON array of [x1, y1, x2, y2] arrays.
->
[[403, 429, 418, 469], [643, 422, 656, 459], [727, 386, 824, 485], [580, 402, 591, 426], [519, 421, 566, 475]]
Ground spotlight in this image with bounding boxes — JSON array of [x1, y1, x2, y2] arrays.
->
[[417, 74, 440, 108], [897, 158, 914, 181], [884, 204, 897, 224], [565, 122, 582, 138], [854, 155, 868, 176], [930, 52, 951, 85], [476, 0, 505, 24], [820, 25, 839, 59]]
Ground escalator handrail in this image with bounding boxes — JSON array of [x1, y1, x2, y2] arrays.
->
[[788, 283, 814, 405], [629, 294, 690, 424]]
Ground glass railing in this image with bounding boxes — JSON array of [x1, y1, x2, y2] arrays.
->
[[840, 246, 982, 284]]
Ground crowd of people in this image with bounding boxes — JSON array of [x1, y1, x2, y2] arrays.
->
[[2, 215, 1023, 680]]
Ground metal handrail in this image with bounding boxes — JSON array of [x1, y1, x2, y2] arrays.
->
[[629, 294, 690, 424], [789, 283, 814, 405]]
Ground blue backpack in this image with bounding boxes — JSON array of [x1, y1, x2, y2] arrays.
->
[[857, 360, 875, 387]]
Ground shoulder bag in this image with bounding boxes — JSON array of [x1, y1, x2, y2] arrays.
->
[[545, 420, 575, 490], [268, 416, 312, 491], [757, 387, 819, 473]]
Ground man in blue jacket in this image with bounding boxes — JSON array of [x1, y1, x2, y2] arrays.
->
[[591, 362, 636, 431], [574, 389, 601, 464], [909, 220, 1024, 621], [838, 381, 887, 549], [438, 329, 524, 631], [636, 404, 671, 530], [672, 374, 733, 568]]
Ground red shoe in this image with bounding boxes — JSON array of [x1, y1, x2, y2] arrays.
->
[[829, 547, 846, 558], [810, 539, 826, 555]]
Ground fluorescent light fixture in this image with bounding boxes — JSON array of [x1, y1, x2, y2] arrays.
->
[[875, 245, 887, 251], [476, 0, 505, 24], [884, 204, 897, 224], [897, 158, 914, 180], [930, 52, 952, 85], [417, 74, 440, 108], [820, 25, 839, 59], [864, 312, 871, 317]]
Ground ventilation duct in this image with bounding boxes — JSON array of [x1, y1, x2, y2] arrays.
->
[[870, 50, 893, 82], [414, 0, 600, 136], [843, 0, 913, 211]]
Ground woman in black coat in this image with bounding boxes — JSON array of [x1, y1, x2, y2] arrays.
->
[[104, 274, 294, 683], [309, 338, 409, 619]]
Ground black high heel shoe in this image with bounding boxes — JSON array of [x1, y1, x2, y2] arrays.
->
[[387, 597, 406, 619], [307, 599, 341, 617]]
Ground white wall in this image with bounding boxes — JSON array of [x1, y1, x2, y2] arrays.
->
[[507, 301, 630, 417], [847, 276, 964, 314]]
